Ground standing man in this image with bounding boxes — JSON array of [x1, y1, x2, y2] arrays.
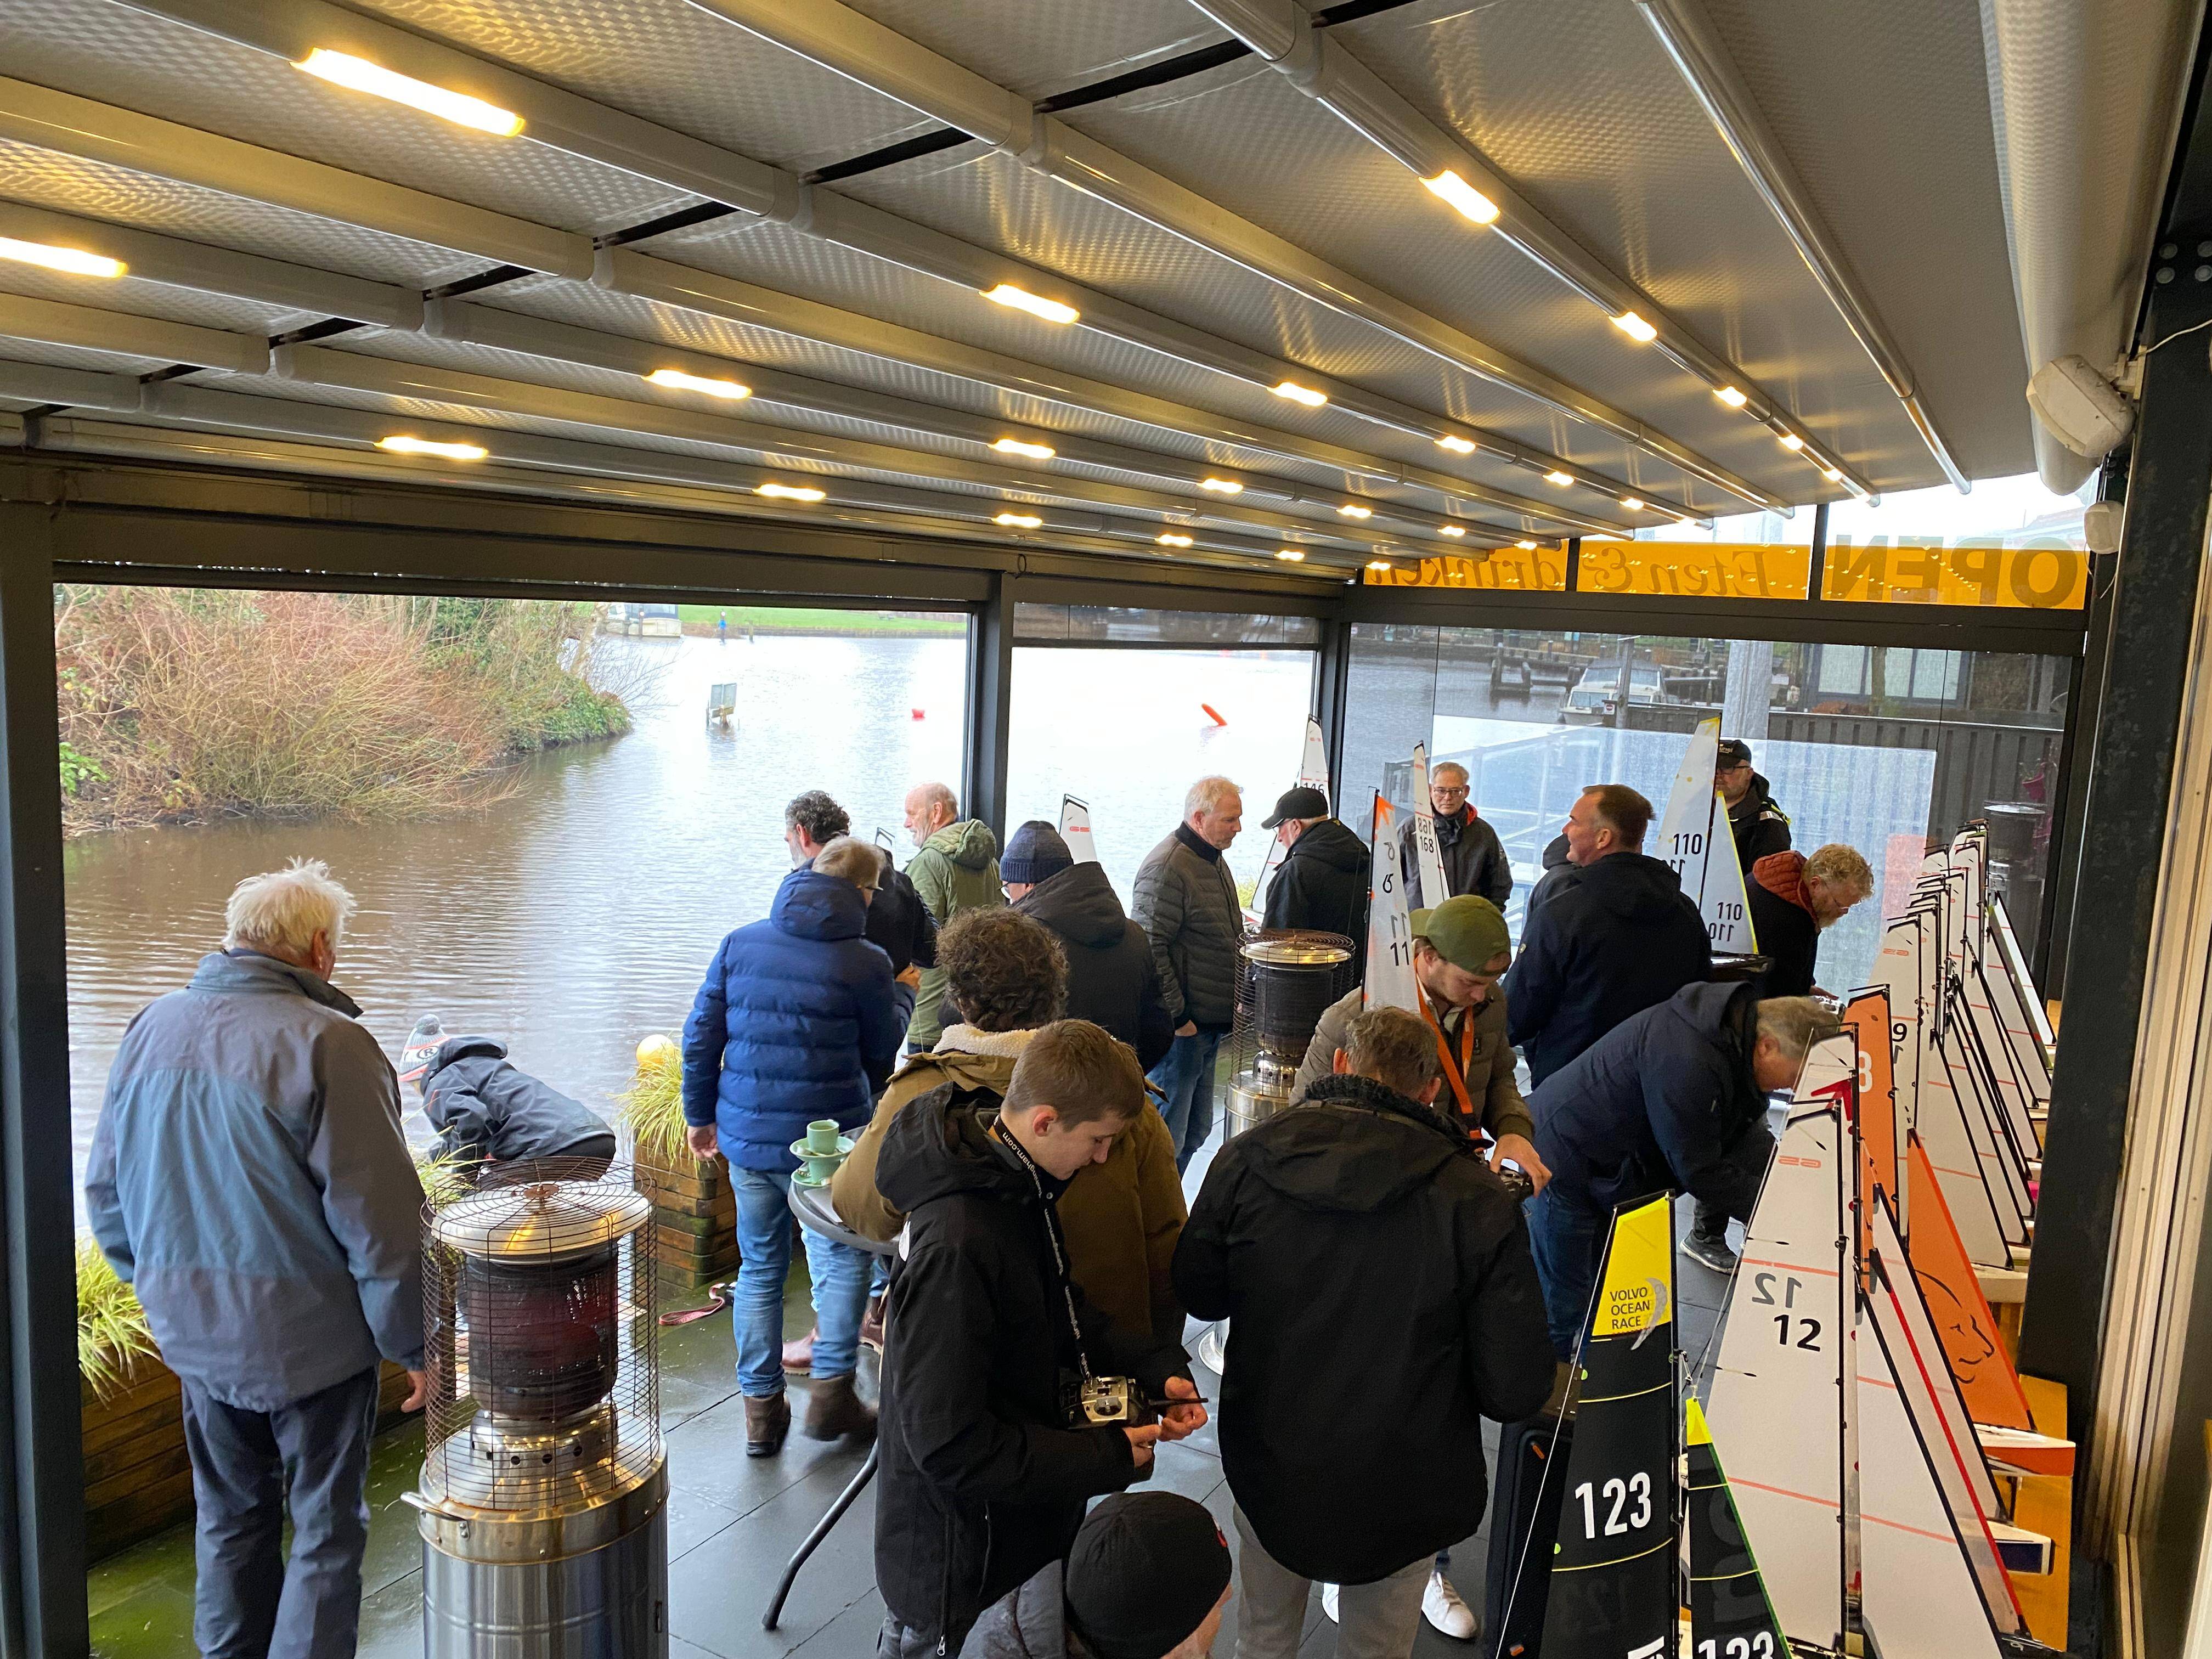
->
[[904, 781, 1003, 1049], [1176, 1006, 1553, 1659], [1400, 761, 1512, 910], [682, 836, 907, 1457], [85, 860, 426, 1659], [1505, 784, 1711, 1086], [872, 1021, 1206, 1659], [1132, 777, 1246, 1171], [1717, 738, 1792, 869], [785, 790, 935, 980], [1003, 821, 1175, 1069], [1259, 785, 1368, 944], [1527, 989, 1828, 1356]]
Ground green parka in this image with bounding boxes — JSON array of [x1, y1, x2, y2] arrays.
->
[[905, 819, 1003, 1046]]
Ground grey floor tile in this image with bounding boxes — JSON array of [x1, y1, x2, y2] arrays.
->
[[668, 1456, 880, 1659], [356, 1568, 423, 1659]]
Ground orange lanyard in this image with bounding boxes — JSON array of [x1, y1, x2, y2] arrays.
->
[[1417, 995, 1477, 1121]]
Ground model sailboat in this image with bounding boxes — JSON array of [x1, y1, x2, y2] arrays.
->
[[1684, 1397, 1792, 1659], [1363, 793, 1417, 1012], [1058, 794, 1098, 865], [1656, 716, 1759, 955], [1408, 741, 1449, 907]]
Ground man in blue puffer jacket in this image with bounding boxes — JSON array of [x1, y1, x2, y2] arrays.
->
[[682, 836, 912, 1456]]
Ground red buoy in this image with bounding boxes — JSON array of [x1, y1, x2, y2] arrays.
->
[[1201, 703, 1227, 726], [911, 708, 925, 720]]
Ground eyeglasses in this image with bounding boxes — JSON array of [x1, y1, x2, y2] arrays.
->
[[1431, 784, 1470, 798]]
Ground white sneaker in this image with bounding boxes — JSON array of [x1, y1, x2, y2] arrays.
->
[[1320, 1583, 1339, 1622], [1423, 1570, 1479, 1640]]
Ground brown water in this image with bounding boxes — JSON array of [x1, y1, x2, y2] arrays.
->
[[63, 633, 1317, 1212]]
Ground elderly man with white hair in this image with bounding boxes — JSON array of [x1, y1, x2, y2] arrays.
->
[[901, 780, 1002, 1050], [1132, 776, 1245, 1171], [86, 858, 424, 1659]]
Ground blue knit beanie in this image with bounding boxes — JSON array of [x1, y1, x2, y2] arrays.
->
[[1001, 820, 1074, 884]]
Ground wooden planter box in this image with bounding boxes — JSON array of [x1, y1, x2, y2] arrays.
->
[[636, 1156, 741, 1290], [82, 1353, 420, 1563]]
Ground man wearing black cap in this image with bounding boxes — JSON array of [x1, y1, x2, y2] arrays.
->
[[1716, 738, 1792, 870], [1259, 786, 1369, 946], [1003, 822, 1175, 1069], [963, 1492, 1233, 1659]]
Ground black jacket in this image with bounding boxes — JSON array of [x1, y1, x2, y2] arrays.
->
[[1727, 774, 1792, 870], [874, 1093, 1186, 1650], [1399, 806, 1513, 911], [1261, 817, 1370, 946], [421, 1036, 614, 1165], [1014, 864, 1174, 1069], [1132, 826, 1245, 1030], [868, 856, 939, 978], [1527, 981, 1776, 1223], [1173, 1073, 1553, 1583], [1745, 853, 1819, 997], [1505, 851, 1712, 1086]]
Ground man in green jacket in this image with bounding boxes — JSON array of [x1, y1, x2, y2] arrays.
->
[[903, 781, 1003, 1048]]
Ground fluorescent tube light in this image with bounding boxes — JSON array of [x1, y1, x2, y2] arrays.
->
[[1622, 496, 1645, 510], [1438, 524, 1466, 538], [377, 435, 486, 460], [994, 512, 1042, 528], [0, 236, 124, 279], [296, 49, 523, 136], [1276, 549, 1306, 562], [1422, 170, 1500, 225], [1544, 470, 1573, 487], [756, 482, 826, 501], [1435, 434, 1477, 455], [981, 283, 1079, 325], [1515, 539, 1538, 550], [992, 437, 1056, 460], [1271, 380, 1328, 408], [1157, 533, 1193, 547], [646, 367, 750, 399], [1778, 432, 1804, 451], [1715, 386, 1748, 408], [1611, 311, 1658, 342], [1199, 477, 1243, 494]]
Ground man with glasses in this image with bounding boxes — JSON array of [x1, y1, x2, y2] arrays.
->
[[1716, 739, 1792, 871], [1398, 761, 1512, 911]]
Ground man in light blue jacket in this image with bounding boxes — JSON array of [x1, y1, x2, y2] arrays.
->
[[85, 859, 425, 1659]]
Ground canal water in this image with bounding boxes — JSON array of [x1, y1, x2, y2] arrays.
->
[[62, 633, 1318, 1208]]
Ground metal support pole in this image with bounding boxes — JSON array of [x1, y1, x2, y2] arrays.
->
[[1806, 500, 1830, 603], [963, 573, 1012, 842], [1313, 615, 1349, 814], [0, 505, 87, 1658]]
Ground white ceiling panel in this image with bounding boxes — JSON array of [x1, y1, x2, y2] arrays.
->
[[833, 0, 1227, 100], [0, 268, 312, 337], [0, 340, 172, 376]]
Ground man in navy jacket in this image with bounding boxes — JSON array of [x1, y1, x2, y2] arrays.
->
[[683, 836, 911, 1455]]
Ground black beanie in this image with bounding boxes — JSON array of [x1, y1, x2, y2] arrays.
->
[[1065, 1493, 1232, 1659], [1001, 819, 1074, 885]]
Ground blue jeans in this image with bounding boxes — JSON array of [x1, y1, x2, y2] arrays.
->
[[179, 1365, 379, 1659], [1525, 1187, 1609, 1361], [733, 1166, 871, 1396], [1148, 1029, 1225, 1172]]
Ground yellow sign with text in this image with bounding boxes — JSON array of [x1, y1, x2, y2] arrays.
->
[[1576, 541, 1810, 600], [1822, 540, 2087, 609], [1359, 544, 1567, 591]]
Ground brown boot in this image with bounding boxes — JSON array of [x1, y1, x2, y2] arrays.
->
[[744, 1391, 791, 1458], [803, 1374, 878, 1442], [860, 1296, 886, 1353]]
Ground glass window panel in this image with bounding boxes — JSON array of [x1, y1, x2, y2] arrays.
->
[[1013, 604, 1320, 646]]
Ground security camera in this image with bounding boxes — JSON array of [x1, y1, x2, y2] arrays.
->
[[2026, 355, 2134, 460]]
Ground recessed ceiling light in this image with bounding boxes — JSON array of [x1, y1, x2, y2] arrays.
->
[[377, 435, 486, 460], [1438, 524, 1466, 538], [1544, 470, 1574, 487], [1515, 539, 1538, 550], [1338, 503, 1373, 518], [981, 283, 1079, 325], [295, 49, 523, 136], [1822, 467, 1843, 482], [1276, 549, 1307, 562], [1436, 434, 1477, 455], [1157, 533, 1193, 547], [0, 236, 124, 279], [1679, 516, 1699, 528], [1421, 170, 1500, 225], [1366, 558, 1393, 572], [992, 437, 1056, 460], [646, 367, 750, 400], [757, 482, 826, 501], [1272, 380, 1328, 408], [1611, 311, 1658, 342], [1715, 385, 1748, 408], [1199, 477, 1243, 494], [1778, 432, 1804, 451], [994, 512, 1042, 528]]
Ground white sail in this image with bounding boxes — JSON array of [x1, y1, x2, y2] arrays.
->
[[1960, 960, 2047, 1150], [1655, 716, 1757, 953], [1985, 894, 2056, 1090], [1408, 743, 1448, 909], [1858, 1260, 2019, 1658], [1058, 794, 1099, 866], [1252, 718, 1331, 915], [1934, 1014, 2033, 1247], [1705, 1037, 1856, 1656], [1364, 794, 1417, 1012]]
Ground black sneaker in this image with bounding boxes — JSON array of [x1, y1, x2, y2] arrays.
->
[[1683, 1231, 1739, 1274]]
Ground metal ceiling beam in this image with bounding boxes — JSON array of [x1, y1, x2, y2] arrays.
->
[[684, 0, 1788, 511], [98, 0, 1679, 522], [1187, 0, 1877, 500], [0, 76, 592, 279], [0, 289, 269, 374], [1631, 0, 1971, 493]]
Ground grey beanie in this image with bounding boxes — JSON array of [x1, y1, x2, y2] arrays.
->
[[1001, 820, 1074, 885]]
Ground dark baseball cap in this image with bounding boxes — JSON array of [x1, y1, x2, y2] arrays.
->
[[1261, 785, 1329, 828], [1065, 1493, 1233, 1659], [1716, 739, 1753, 769]]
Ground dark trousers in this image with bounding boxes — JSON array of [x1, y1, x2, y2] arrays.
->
[[1689, 1197, 1730, 1245], [180, 1365, 381, 1659], [1524, 1188, 1609, 1361]]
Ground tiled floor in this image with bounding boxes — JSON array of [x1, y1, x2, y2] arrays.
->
[[82, 1121, 1742, 1659]]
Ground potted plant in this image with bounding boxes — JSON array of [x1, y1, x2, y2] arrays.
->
[[619, 1036, 739, 1290]]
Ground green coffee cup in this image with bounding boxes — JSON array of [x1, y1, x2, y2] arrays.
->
[[804, 1119, 840, 1154]]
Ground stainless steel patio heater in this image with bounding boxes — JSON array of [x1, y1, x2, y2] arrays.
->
[[1222, 932, 1357, 1141], [411, 1159, 667, 1658]]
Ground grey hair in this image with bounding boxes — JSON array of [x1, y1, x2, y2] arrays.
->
[[1184, 775, 1242, 819], [223, 858, 357, 957], [814, 835, 881, 891], [1430, 761, 1471, 785], [907, 780, 957, 820], [1756, 996, 1835, 1065], [1342, 1005, 1440, 1097], [1804, 843, 1875, 897]]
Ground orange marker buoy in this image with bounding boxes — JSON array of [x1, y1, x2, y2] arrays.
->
[[911, 708, 925, 720], [1201, 703, 1227, 726]]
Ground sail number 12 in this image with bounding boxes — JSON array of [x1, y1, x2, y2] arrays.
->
[[1572, 1472, 1652, 1539], [1751, 1271, 1822, 1351]]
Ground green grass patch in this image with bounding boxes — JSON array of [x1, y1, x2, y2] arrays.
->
[[674, 605, 965, 638]]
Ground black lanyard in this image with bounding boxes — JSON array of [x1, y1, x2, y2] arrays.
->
[[992, 1122, 1095, 1384]]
